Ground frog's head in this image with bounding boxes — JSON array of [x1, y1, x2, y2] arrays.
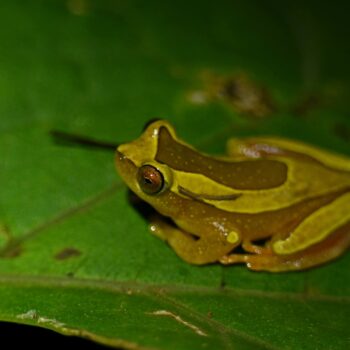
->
[[115, 119, 181, 215]]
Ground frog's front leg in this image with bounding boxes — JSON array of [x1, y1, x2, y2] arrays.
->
[[149, 216, 236, 265]]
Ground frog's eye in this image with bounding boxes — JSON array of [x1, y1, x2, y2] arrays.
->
[[137, 165, 164, 195]]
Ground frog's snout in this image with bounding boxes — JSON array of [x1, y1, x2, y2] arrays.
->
[[115, 150, 125, 171], [115, 149, 125, 162], [115, 149, 128, 173], [115, 149, 137, 180]]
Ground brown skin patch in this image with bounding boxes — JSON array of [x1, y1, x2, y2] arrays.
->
[[156, 126, 288, 190], [55, 247, 82, 260]]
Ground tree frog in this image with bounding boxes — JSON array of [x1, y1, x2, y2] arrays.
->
[[115, 120, 350, 272]]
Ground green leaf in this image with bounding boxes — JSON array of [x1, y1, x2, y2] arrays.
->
[[0, 0, 349, 349]]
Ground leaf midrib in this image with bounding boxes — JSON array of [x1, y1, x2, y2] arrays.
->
[[0, 274, 347, 302]]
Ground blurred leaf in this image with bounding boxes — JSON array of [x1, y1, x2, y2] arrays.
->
[[0, 0, 349, 349]]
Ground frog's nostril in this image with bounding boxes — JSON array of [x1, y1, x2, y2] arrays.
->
[[115, 151, 128, 166]]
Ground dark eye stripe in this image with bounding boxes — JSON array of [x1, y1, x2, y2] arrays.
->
[[178, 185, 241, 201], [155, 127, 287, 190]]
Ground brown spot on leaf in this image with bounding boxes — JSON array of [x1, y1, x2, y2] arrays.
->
[[189, 71, 276, 118], [66, 0, 89, 16], [0, 224, 12, 242], [218, 74, 275, 118], [55, 247, 81, 260], [1, 245, 23, 258], [291, 94, 322, 117], [0, 225, 23, 259]]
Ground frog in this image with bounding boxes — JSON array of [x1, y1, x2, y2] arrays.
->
[[115, 120, 350, 272]]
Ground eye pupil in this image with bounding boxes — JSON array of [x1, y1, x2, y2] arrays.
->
[[137, 165, 164, 195]]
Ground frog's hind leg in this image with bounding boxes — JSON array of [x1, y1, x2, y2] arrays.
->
[[149, 216, 236, 265], [222, 220, 350, 272], [272, 192, 350, 256], [242, 239, 273, 255]]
